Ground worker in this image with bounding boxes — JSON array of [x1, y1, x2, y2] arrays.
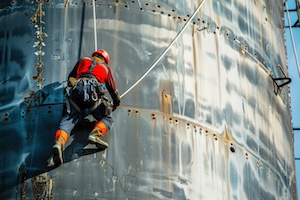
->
[[51, 49, 120, 167]]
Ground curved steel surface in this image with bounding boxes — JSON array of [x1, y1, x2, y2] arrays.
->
[[0, 0, 297, 199]]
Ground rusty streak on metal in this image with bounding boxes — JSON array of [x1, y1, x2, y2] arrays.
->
[[31, 0, 47, 89]]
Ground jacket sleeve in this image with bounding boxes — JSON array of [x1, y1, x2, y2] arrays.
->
[[105, 66, 120, 108]]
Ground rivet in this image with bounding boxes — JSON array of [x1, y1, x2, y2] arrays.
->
[[4, 112, 9, 123], [151, 114, 156, 120], [230, 147, 235, 153]]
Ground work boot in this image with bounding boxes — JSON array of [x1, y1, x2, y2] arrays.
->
[[52, 136, 65, 166], [52, 143, 63, 166], [88, 129, 109, 149]]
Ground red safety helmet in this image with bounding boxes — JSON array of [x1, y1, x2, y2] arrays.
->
[[92, 49, 110, 64]]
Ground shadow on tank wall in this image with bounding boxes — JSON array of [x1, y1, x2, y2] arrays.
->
[[0, 82, 105, 194]]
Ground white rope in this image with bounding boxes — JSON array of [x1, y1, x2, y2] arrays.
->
[[92, 0, 98, 51], [285, 2, 300, 77], [120, 0, 207, 98]]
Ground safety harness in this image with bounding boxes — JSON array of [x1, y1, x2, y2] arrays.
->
[[66, 59, 112, 116]]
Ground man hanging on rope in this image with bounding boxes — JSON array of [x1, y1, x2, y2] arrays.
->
[[51, 49, 120, 167]]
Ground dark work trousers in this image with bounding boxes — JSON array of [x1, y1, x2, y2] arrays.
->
[[59, 97, 113, 136]]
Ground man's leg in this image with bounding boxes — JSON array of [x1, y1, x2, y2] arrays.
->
[[52, 129, 68, 166], [52, 108, 79, 166], [88, 104, 113, 149]]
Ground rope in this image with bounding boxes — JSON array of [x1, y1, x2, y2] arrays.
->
[[92, 0, 98, 51], [285, 2, 300, 77], [120, 0, 207, 99]]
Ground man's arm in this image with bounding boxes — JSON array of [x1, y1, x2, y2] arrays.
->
[[105, 66, 120, 110]]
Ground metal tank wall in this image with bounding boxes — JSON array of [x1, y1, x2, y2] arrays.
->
[[0, 0, 297, 199]]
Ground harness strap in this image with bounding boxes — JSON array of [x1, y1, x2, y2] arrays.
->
[[67, 58, 107, 116], [79, 74, 107, 91], [83, 78, 89, 101], [64, 95, 71, 114], [88, 59, 105, 74]]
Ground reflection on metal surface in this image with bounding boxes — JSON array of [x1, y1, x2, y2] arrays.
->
[[0, 0, 298, 199], [162, 90, 172, 115]]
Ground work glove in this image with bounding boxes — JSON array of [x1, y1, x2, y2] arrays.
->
[[112, 90, 120, 111], [68, 77, 77, 87], [113, 98, 120, 111]]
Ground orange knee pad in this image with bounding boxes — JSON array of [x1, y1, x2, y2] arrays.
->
[[94, 122, 107, 135], [55, 129, 68, 143]]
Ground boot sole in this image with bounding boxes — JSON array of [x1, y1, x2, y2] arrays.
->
[[52, 146, 63, 166], [88, 137, 108, 149]]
